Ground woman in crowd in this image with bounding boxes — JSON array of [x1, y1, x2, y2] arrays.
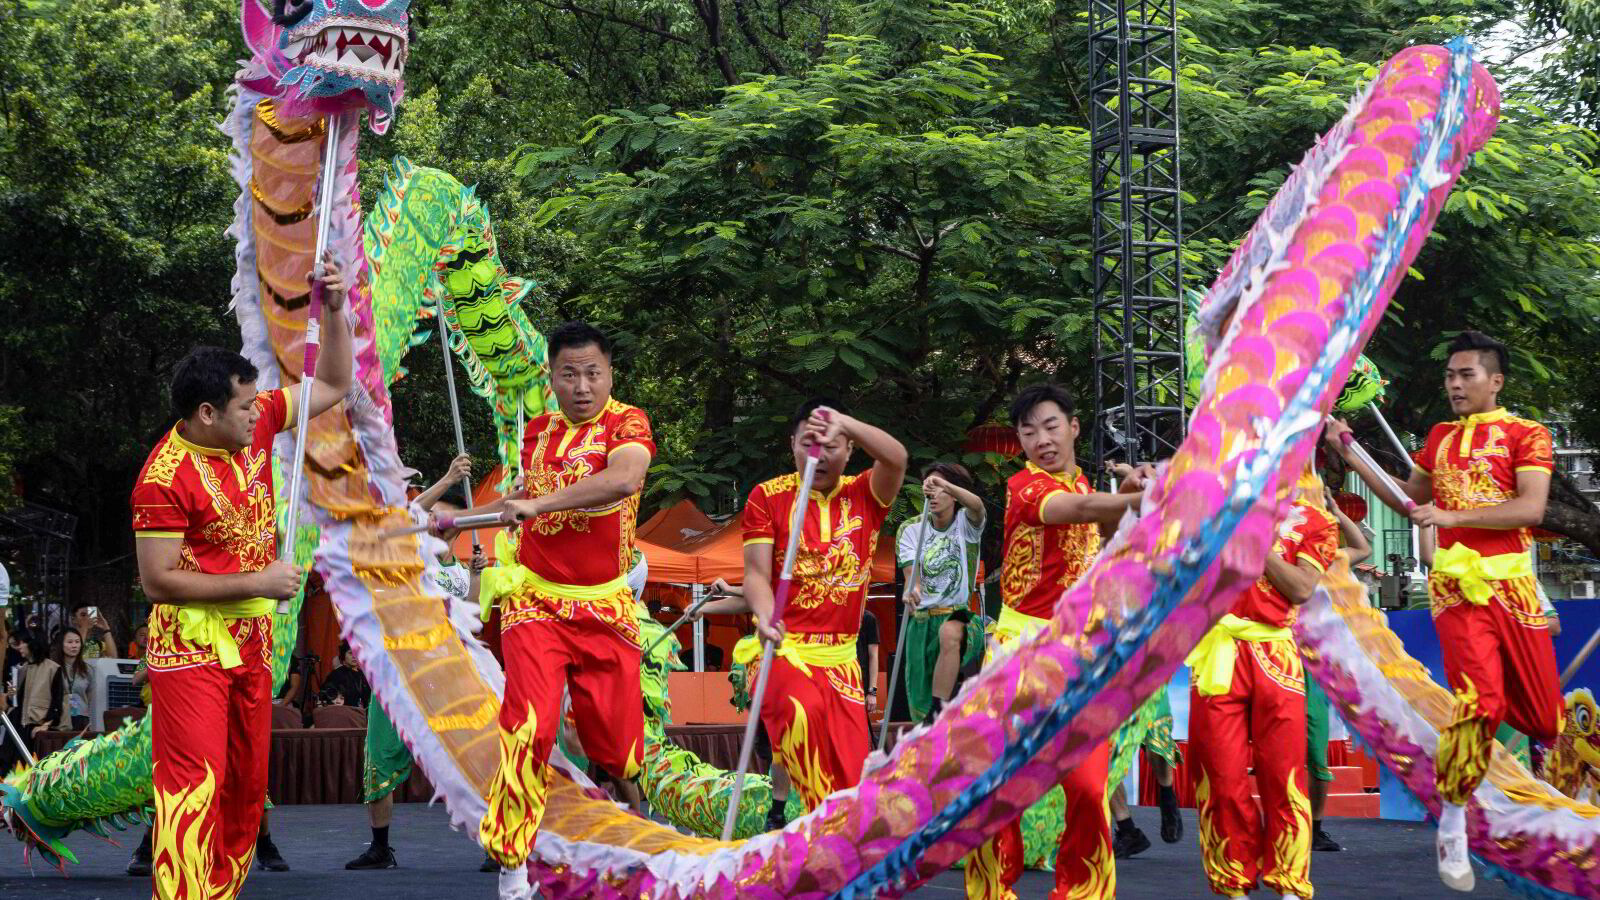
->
[[52, 627, 92, 730]]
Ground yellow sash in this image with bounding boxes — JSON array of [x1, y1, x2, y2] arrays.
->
[[1432, 543, 1532, 606], [992, 605, 1051, 646], [1184, 614, 1292, 697], [176, 597, 274, 670], [732, 633, 858, 677], [476, 531, 629, 620]]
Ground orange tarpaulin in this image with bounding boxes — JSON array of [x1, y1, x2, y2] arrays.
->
[[637, 498, 897, 585], [639, 499, 716, 545], [452, 480, 896, 585]]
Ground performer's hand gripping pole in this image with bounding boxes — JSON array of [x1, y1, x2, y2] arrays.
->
[[877, 497, 930, 749], [437, 307, 479, 551], [278, 111, 345, 615], [378, 511, 507, 541], [1338, 430, 1416, 514], [722, 441, 823, 841]]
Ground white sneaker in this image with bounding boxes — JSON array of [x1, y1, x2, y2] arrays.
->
[[498, 863, 533, 900], [1282, 894, 1304, 899], [1436, 802, 1475, 892]]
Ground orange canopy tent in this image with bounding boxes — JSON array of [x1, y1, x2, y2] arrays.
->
[[636, 499, 897, 585], [453, 478, 896, 585]]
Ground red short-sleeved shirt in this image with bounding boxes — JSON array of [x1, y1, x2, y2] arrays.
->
[[1412, 408, 1554, 558], [517, 397, 655, 586], [741, 469, 892, 634], [131, 388, 293, 575], [1000, 464, 1100, 620], [1230, 500, 1338, 627]]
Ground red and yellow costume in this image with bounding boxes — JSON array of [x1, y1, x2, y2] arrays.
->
[[1413, 408, 1562, 803], [965, 463, 1113, 900], [131, 388, 291, 900], [739, 469, 891, 810], [478, 398, 652, 866], [1185, 495, 1335, 898]]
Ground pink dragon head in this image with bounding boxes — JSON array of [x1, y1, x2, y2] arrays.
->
[[239, 0, 410, 134]]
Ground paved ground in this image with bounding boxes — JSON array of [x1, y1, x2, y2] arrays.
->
[[0, 804, 1516, 898]]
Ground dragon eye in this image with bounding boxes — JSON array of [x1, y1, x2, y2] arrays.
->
[[271, 0, 313, 27], [1576, 705, 1593, 734]]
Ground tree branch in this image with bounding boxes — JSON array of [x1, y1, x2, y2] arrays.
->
[[533, 0, 696, 46], [692, 0, 738, 85], [869, 240, 923, 263], [732, 0, 786, 75]]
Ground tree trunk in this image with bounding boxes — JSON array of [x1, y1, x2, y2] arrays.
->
[[1539, 468, 1600, 558]]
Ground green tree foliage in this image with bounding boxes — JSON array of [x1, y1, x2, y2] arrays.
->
[[520, 10, 1094, 511], [2, 0, 1599, 588], [0, 0, 242, 560]]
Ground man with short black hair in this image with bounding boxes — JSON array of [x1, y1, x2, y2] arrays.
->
[[1326, 329, 1560, 892], [132, 254, 352, 899], [739, 399, 907, 812], [454, 322, 654, 900], [964, 383, 1150, 900]]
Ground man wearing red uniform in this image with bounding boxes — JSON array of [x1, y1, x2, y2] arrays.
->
[[132, 255, 352, 900], [740, 400, 907, 810], [965, 384, 1149, 900], [1327, 330, 1559, 892], [1185, 468, 1336, 900], [463, 323, 654, 900]]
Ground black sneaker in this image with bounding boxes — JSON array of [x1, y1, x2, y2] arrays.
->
[[256, 832, 290, 871], [1112, 824, 1152, 859], [765, 799, 788, 832], [126, 829, 153, 876], [345, 843, 398, 870], [480, 853, 499, 873], [1159, 790, 1183, 843], [1312, 827, 1343, 852]]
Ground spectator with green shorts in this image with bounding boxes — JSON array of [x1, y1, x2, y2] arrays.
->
[[894, 463, 986, 723]]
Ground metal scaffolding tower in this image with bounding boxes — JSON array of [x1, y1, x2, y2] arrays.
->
[[1088, 0, 1185, 469]]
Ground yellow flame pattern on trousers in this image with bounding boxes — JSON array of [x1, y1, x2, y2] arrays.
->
[[478, 706, 549, 867]]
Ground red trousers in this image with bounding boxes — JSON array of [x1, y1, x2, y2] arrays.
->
[[1190, 638, 1312, 898], [963, 740, 1113, 900], [1432, 573, 1563, 804], [479, 594, 644, 867], [753, 638, 870, 810], [146, 608, 273, 900]]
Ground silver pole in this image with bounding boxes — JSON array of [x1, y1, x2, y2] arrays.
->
[[437, 308, 479, 550], [693, 614, 706, 673], [722, 449, 821, 841], [1368, 402, 1415, 472], [0, 706, 35, 767], [877, 498, 931, 749]]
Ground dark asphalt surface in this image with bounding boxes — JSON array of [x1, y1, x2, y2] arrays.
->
[[0, 804, 1514, 898]]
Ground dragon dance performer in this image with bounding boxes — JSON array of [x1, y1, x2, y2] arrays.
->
[[965, 384, 1149, 900], [347, 456, 486, 871], [1184, 466, 1337, 900], [1326, 330, 1561, 892], [739, 400, 908, 811], [895, 463, 987, 724], [449, 323, 654, 900], [1306, 482, 1371, 854], [131, 255, 352, 899]]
